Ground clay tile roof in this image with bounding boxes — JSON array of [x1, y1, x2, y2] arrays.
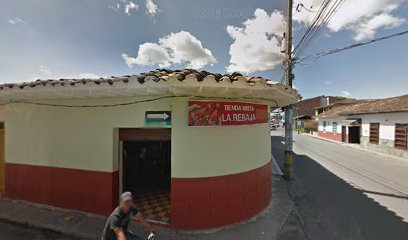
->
[[319, 95, 408, 117], [343, 94, 408, 115], [0, 69, 281, 89], [0, 69, 300, 106]]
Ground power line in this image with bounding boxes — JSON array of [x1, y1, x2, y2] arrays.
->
[[296, 0, 345, 58], [0, 95, 176, 108], [293, 0, 345, 59], [281, 0, 338, 84], [293, 0, 332, 57], [295, 0, 344, 58], [295, 30, 408, 64], [1, 95, 281, 108], [296, 3, 319, 13]]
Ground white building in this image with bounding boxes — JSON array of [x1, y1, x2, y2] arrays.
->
[[316, 99, 364, 143], [317, 95, 408, 158], [0, 69, 299, 229]]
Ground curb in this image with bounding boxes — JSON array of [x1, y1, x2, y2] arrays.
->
[[0, 177, 295, 240], [0, 198, 99, 240], [302, 133, 407, 162], [272, 155, 284, 176], [0, 217, 86, 240]]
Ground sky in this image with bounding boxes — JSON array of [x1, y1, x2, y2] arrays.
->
[[1, 0, 407, 99]]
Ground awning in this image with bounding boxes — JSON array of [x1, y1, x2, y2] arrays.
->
[[341, 118, 361, 126], [294, 115, 312, 120]]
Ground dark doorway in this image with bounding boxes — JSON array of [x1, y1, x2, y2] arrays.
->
[[342, 126, 347, 143], [123, 141, 171, 195], [348, 126, 361, 144], [119, 128, 171, 224]]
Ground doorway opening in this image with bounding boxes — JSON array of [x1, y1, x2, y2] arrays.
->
[[341, 126, 347, 143], [348, 126, 361, 144], [119, 128, 171, 224]]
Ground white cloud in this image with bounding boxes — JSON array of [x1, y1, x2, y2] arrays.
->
[[293, 0, 406, 41], [77, 73, 100, 79], [108, 2, 121, 11], [122, 42, 171, 67], [8, 17, 24, 25], [39, 65, 52, 77], [145, 0, 159, 17], [351, 13, 405, 41], [110, 0, 159, 17], [324, 81, 333, 85], [122, 31, 217, 69], [226, 9, 286, 73], [110, 0, 139, 16], [22, 65, 100, 82], [125, 1, 138, 16], [341, 90, 352, 97]]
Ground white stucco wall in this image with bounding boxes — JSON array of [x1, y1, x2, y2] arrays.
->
[[318, 117, 344, 134], [5, 96, 271, 178], [354, 112, 408, 141], [171, 98, 271, 178], [5, 96, 172, 173]]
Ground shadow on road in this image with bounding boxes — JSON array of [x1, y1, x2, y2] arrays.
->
[[360, 189, 408, 200], [271, 134, 408, 240]]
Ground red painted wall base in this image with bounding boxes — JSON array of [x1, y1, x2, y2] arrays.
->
[[170, 162, 272, 230], [5, 162, 272, 230], [318, 131, 342, 142], [5, 163, 118, 215]]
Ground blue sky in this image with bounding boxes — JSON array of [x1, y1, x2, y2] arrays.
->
[[1, 0, 407, 99]]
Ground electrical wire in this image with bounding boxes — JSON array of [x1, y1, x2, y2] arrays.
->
[[293, 0, 332, 57], [296, 3, 319, 13], [295, 30, 408, 64], [295, 0, 335, 57], [293, 0, 345, 59], [1, 95, 281, 108], [295, 0, 345, 58], [2, 95, 175, 108]]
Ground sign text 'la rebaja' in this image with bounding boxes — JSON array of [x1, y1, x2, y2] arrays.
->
[[188, 101, 268, 126]]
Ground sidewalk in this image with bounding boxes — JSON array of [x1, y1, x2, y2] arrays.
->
[[0, 175, 306, 240], [303, 133, 408, 162]]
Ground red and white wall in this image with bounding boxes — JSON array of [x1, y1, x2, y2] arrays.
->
[[317, 117, 344, 142], [5, 96, 273, 229], [355, 112, 408, 141], [170, 98, 272, 229], [354, 112, 408, 158], [5, 96, 172, 215]]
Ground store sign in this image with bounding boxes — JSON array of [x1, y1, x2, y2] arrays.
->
[[145, 111, 171, 126], [188, 101, 268, 126]]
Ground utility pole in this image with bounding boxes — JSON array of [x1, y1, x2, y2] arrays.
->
[[284, 0, 294, 180]]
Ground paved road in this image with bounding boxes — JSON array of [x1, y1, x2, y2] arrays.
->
[[0, 220, 76, 240], [272, 130, 408, 240]]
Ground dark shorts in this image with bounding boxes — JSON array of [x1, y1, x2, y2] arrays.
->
[[126, 231, 142, 240]]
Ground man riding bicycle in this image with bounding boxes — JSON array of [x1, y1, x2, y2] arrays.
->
[[102, 192, 155, 240]]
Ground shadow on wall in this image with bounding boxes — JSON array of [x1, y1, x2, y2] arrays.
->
[[271, 135, 408, 240]]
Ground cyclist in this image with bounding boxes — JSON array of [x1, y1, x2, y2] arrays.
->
[[102, 192, 155, 240]]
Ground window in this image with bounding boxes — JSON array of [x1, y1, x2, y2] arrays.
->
[[323, 121, 327, 132], [333, 122, 338, 135], [369, 123, 380, 144], [395, 124, 408, 150]]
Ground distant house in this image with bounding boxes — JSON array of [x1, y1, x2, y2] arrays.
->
[[293, 95, 345, 132], [316, 99, 367, 142], [317, 95, 408, 158]]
